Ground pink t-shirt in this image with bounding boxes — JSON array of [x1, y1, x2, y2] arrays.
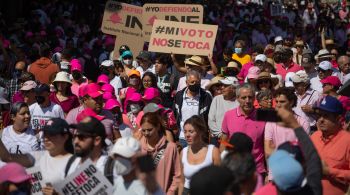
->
[[275, 62, 303, 80], [265, 115, 310, 148], [222, 107, 266, 174], [71, 80, 88, 97], [49, 92, 80, 114]]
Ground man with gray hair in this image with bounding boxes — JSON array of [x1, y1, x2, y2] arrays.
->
[[292, 70, 322, 132], [208, 77, 239, 146], [220, 84, 266, 178], [338, 55, 350, 84], [174, 69, 212, 148]]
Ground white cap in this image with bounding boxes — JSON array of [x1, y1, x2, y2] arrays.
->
[[111, 137, 140, 158], [285, 72, 296, 87], [53, 71, 72, 84], [274, 36, 283, 43], [255, 54, 267, 62], [100, 60, 114, 67], [219, 77, 239, 86], [291, 70, 309, 83], [318, 61, 332, 71]]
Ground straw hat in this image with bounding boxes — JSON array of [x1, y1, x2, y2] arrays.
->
[[184, 56, 207, 67], [206, 75, 224, 90], [53, 71, 72, 84], [257, 72, 279, 86]]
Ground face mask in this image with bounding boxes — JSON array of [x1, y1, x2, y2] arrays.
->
[[129, 78, 139, 86], [72, 72, 82, 80], [188, 83, 201, 93], [234, 48, 242, 54], [123, 59, 132, 65], [35, 96, 45, 104], [14, 69, 22, 78], [114, 157, 133, 175], [129, 104, 141, 114]]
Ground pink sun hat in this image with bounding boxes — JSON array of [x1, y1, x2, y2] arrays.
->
[[71, 59, 82, 72]]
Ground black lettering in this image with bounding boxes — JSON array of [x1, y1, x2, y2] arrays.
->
[[168, 39, 174, 47], [186, 16, 200, 23], [175, 40, 181, 48], [165, 27, 175, 35]]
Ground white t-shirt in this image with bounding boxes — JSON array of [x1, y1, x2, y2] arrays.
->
[[29, 102, 65, 130], [110, 76, 123, 97], [113, 177, 147, 195], [66, 155, 109, 176], [29, 151, 72, 185], [1, 125, 42, 154], [136, 64, 156, 78]]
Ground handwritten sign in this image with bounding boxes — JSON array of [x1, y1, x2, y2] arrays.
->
[[101, 1, 143, 37], [142, 4, 203, 42], [54, 160, 113, 195], [148, 20, 218, 56], [26, 167, 45, 195]]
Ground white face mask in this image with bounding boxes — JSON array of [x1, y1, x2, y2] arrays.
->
[[123, 59, 132, 65], [114, 157, 133, 175], [129, 104, 141, 114]]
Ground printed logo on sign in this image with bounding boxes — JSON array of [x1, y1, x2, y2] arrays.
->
[[108, 13, 123, 24], [164, 16, 200, 23], [147, 16, 157, 25]]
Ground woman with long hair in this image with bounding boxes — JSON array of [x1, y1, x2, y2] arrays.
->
[[178, 115, 221, 195], [140, 112, 181, 195]]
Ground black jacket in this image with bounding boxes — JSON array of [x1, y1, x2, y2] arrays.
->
[[173, 87, 212, 134]]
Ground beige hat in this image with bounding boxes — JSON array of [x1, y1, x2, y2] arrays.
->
[[227, 61, 240, 70], [295, 40, 304, 46], [257, 72, 279, 86], [206, 76, 224, 90], [291, 70, 309, 83], [325, 39, 334, 45], [184, 56, 206, 67], [53, 71, 72, 84]]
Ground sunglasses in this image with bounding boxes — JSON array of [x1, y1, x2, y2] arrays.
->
[[73, 133, 95, 140]]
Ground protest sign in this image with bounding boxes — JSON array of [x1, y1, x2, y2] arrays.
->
[[142, 4, 203, 42], [148, 20, 218, 56], [113, 35, 144, 60], [101, 1, 143, 37], [54, 160, 113, 195], [26, 167, 45, 195]]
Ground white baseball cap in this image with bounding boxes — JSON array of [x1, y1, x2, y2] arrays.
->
[[219, 77, 239, 86], [111, 137, 140, 158], [255, 54, 267, 62], [100, 60, 114, 68], [274, 36, 283, 43], [317, 61, 332, 71]]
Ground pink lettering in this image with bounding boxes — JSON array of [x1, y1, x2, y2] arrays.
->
[[188, 29, 196, 37], [205, 31, 214, 38], [180, 28, 188, 36]]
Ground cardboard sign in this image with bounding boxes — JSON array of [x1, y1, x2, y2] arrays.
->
[[148, 20, 218, 56], [142, 4, 203, 42], [26, 167, 45, 195], [112, 35, 144, 60], [101, 1, 143, 37], [54, 160, 113, 195]]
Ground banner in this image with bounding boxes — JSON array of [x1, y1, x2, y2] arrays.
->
[[26, 167, 45, 195], [101, 1, 143, 37], [142, 4, 203, 42], [54, 160, 113, 195], [148, 20, 218, 56]]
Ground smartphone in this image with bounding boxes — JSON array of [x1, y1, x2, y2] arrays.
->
[[256, 108, 281, 122], [136, 155, 155, 173]]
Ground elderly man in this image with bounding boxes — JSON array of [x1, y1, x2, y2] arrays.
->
[[292, 70, 322, 132], [310, 61, 334, 92], [174, 70, 212, 148], [311, 96, 350, 195], [220, 84, 266, 177], [208, 77, 239, 146], [338, 55, 350, 84]]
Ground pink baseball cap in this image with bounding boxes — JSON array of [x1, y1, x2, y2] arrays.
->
[[321, 76, 342, 88], [76, 108, 105, 123], [104, 98, 121, 110], [103, 92, 114, 100], [78, 84, 88, 97], [86, 83, 103, 98], [71, 59, 82, 72], [126, 92, 142, 103], [143, 87, 160, 101], [101, 83, 115, 93], [97, 74, 109, 85], [247, 66, 261, 79], [0, 163, 31, 183]]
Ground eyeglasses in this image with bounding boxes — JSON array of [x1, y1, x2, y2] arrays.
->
[[73, 133, 95, 140], [143, 80, 152, 83]]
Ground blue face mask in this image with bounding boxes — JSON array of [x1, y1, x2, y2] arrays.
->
[[234, 48, 243, 54]]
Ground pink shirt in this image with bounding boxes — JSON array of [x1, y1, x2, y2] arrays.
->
[[265, 115, 310, 148], [275, 62, 303, 80], [222, 107, 266, 174], [237, 62, 253, 83], [71, 79, 88, 97]]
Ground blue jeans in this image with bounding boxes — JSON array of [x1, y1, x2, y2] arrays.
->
[[179, 138, 188, 148]]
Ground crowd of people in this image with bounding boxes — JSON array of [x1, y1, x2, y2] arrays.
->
[[0, 0, 350, 195]]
